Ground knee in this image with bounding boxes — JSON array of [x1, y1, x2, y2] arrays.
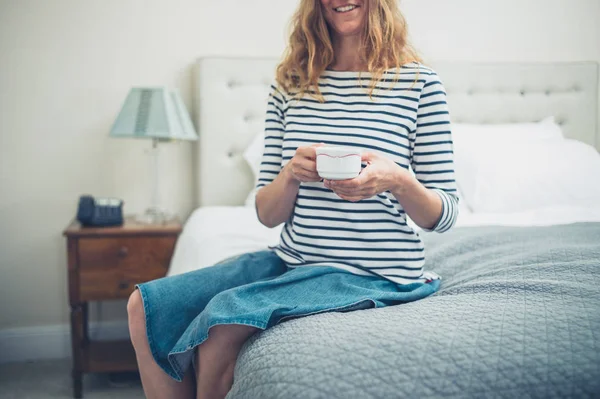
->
[[127, 290, 146, 346]]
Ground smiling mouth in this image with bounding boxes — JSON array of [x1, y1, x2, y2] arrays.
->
[[334, 4, 359, 13]]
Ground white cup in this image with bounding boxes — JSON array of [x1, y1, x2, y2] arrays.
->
[[315, 146, 362, 180]]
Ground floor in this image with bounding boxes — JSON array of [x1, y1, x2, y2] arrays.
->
[[0, 359, 145, 399]]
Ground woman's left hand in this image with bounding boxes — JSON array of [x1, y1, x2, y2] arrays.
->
[[324, 152, 409, 202]]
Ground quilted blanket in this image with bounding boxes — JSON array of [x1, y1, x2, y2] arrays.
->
[[228, 223, 600, 399]]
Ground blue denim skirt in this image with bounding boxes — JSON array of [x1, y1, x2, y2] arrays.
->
[[136, 250, 440, 381]]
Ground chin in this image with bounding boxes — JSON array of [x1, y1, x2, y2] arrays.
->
[[332, 23, 363, 37]]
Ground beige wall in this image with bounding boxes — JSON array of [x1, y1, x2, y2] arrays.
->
[[0, 0, 599, 331]]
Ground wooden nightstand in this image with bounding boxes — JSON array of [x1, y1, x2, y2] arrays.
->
[[63, 217, 182, 398]]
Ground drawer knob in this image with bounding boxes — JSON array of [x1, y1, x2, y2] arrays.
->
[[118, 281, 129, 290], [117, 247, 129, 258]]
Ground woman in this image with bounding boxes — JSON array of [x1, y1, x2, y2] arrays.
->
[[128, 0, 459, 398]]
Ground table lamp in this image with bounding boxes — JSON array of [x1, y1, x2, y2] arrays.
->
[[109, 87, 198, 224]]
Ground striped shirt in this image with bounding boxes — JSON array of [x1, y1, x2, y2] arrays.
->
[[256, 63, 459, 285]]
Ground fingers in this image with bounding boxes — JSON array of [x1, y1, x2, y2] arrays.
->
[[295, 171, 322, 182], [296, 143, 326, 160], [327, 170, 369, 190], [331, 188, 368, 202], [327, 179, 360, 191], [295, 158, 317, 173], [289, 148, 319, 183], [324, 184, 376, 199], [291, 164, 321, 182], [323, 173, 378, 200], [361, 151, 376, 163], [290, 160, 321, 182], [335, 194, 364, 202], [296, 145, 318, 160], [333, 187, 376, 199]]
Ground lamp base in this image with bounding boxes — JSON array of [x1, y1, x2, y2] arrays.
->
[[135, 207, 171, 225]]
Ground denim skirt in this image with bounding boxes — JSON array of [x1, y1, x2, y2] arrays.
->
[[136, 250, 440, 381]]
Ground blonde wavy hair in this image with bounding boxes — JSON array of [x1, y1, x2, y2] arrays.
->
[[276, 0, 421, 99]]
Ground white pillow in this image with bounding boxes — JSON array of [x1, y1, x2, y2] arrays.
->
[[452, 117, 564, 146], [463, 138, 600, 213], [242, 132, 265, 206], [243, 132, 265, 180], [452, 117, 564, 210]]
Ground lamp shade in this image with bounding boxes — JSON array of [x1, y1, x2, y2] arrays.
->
[[110, 87, 198, 141]]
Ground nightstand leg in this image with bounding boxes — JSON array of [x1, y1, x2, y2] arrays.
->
[[70, 304, 84, 398], [82, 303, 89, 344], [72, 369, 83, 399]]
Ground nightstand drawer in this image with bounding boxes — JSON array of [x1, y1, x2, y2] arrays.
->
[[78, 237, 175, 300]]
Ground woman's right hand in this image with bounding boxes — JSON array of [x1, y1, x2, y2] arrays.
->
[[285, 144, 323, 183]]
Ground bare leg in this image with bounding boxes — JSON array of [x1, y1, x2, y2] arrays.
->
[[128, 290, 195, 399], [196, 324, 259, 399]]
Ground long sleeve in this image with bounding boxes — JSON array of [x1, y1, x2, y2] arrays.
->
[[410, 71, 459, 233], [256, 84, 286, 190]]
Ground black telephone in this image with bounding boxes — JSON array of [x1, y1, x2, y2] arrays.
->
[[77, 195, 124, 227]]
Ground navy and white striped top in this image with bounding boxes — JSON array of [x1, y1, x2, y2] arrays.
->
[[256, 63, 459, 285]]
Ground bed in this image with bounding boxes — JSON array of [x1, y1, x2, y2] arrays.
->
[[170, 58, 600, 398]]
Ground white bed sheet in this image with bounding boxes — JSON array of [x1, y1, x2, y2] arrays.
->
[[167, 206, 282, 276], [167, 205, 600, 277]]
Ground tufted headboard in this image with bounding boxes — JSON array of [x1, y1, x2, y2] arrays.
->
[[192, 57, 599, 207]]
